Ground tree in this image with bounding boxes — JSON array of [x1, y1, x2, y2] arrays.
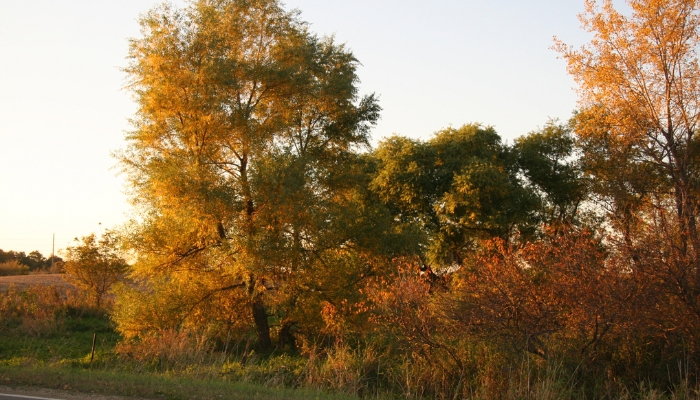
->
[[555, 0, 700, 249], [116, 0, 381, 349], [555, 0, 700, 347], [370, 124, 539, 269], [64, 232, 128, 308], [0, 249, 59, 272], [514, 121, 587, 227]]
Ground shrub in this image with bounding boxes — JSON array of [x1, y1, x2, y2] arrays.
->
[[63, 232, 128, 308], [0, 260, 29, 276]]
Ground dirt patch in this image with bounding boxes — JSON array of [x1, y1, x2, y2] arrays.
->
[[0, 274, 74, 291]]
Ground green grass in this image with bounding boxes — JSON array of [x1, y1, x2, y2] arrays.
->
[[0, 312, 360, 400], [0, 319, 118, 362], [0, 365, 360, 400]]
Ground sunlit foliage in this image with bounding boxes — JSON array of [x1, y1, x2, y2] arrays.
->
[[94, 0, 700, 397], [115, 0, 385, 350], [63, 232, 128, 308], [557, 0, 700, 356]]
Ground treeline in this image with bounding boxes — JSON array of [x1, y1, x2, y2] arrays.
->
[[62, 0, 700, 398], [0, 249, 62, 275]]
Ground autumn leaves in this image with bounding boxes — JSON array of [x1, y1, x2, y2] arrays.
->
[[109, 0, 700, 396]]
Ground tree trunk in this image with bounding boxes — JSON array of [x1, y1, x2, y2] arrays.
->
[[278, 319, 297, 351], [251, 293, 272, 351], [240, 156, 271, 350]]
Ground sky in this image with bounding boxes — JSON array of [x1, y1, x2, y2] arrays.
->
[[0, 0, 593, 257]]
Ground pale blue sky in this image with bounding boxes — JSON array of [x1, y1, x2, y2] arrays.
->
[[0, 0, 591, 256]]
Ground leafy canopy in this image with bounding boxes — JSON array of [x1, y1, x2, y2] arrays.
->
[[115, 0, 384, 347], [64, 232, 128, 308], [371, 124, 540, 268]]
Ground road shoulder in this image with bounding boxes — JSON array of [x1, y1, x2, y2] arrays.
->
[[0, 386, 151, 400]]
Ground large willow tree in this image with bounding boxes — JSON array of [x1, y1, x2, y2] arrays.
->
[[115, 0, 380, 349]]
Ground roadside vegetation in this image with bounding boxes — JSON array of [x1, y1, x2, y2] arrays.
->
[[4, 0, 700, 399], [0, 284, 360, 399], [2, 280, 700, 399]]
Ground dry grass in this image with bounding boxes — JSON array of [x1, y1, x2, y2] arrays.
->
[[0, 273, 74, 291]]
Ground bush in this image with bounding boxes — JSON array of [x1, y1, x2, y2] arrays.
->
[[0, 260, 29, 276]]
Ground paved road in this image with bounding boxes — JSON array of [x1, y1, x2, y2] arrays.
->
[[0, 391, 141, 400], [0, 394, 63, 400], [0, 387, 146, 400]]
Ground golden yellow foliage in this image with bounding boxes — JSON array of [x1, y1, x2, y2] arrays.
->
[[556, 1, 700, 345], [555, 0, 700, 249], [116, 0, 382, 351]]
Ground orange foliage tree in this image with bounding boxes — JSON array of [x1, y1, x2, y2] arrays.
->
[[446, 229, 634, 358], [556, 0, 700, 354], [114, 0, 398, 352]]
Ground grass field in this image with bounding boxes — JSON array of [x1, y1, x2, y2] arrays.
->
[[0, 274, 73, 291]]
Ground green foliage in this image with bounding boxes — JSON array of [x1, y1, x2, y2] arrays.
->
[[514, 120, 586, 225], [371, 124, 540, 268], [0, 285, 117, 365], [572, 107, 663, 223], [60, 1, 700, 398], [116, 0, 388, 351], [4, 280, 700, 399], [0, 365, 362, 400], [0, 249, 61, 272]]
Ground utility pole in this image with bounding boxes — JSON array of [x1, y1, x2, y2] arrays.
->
[[51, 233, 55, 272]]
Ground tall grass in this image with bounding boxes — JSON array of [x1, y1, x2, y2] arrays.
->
[[110, 328, 700, 399], [0, 284, 97, 337], [3, 285, 700, 399]]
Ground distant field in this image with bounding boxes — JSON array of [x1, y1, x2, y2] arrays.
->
[[0, 274, 74, 290]]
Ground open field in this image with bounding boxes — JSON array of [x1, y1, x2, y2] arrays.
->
[[0, 274, 73, 291]]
